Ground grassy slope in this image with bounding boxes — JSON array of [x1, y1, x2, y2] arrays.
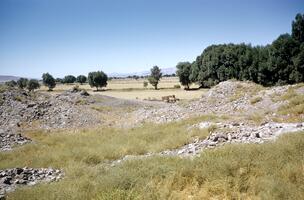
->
[[1, 118, 303, 199]]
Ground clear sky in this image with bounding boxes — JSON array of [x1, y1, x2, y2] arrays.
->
[[0, 0, 303, 78]]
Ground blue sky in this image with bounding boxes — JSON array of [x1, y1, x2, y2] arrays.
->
[[0, 0, 303, 78]]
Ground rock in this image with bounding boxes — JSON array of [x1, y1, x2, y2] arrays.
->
[[0, 167, 63, 198], [80, 90, 89, 96], [213, 133, 228, 142]]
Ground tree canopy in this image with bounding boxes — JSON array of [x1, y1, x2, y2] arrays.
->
[[42, 73, 56, 91], [148, 66, 162, 90], [177, 13, 304, 87], [27, 79, 40, 92], [63, 75, 76, 84], [88, 71, 108, 91], [176, 62, 192, 89], [17, 78, 28, 89], [76, 75, 87, 85]]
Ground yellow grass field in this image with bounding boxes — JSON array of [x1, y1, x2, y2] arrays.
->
[[39, 77, 204, 100]]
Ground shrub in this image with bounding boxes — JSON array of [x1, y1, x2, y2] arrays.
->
[[77, 75, 87, 85], [63, 75, 76, 84], [42, 73, 56, 91], [5, 80, 17, 87], [27, 79, 40, 92], [174, 84, 181, 89], [143, 81, 148, 88], [17, 78, 28, 89]]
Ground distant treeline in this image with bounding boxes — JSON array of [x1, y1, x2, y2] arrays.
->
[[176, 13, 304, 88]]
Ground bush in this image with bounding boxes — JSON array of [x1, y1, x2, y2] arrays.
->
[[77, 75, 87, 85], [174, 84, 181, 89], [63, 75, 76, 84], [143, 81, 148, 88], [42, 73, 56, 91], [5, 80, 17, 87], [27, 79, 40, 92], [17, 78, 28, 89]]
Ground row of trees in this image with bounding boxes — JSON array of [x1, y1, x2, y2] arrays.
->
[[176, 13, 304, 88], [5, 78, 40, 91], [42, 71, 108, 91], [5, 71, 108, 92], [55, 75, 87, 84]]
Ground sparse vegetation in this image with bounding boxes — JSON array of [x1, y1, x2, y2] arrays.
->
[[26, 79, 40, 92]]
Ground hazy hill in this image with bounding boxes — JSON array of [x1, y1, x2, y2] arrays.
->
[[0, 75, 21, 83]]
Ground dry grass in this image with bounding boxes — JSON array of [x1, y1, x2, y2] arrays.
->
[[3, 130, 304, 200], [250, 96, 263, 104], [39, 77, 204, 100]]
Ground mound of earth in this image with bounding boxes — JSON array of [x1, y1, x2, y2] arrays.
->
[[134, 80, 303, 124], [0, 88, 101, 151]]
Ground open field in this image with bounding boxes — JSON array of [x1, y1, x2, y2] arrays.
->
[[1, 80, 304, 199], [38, 77, 204, 100], [2, 126, 304, 199]]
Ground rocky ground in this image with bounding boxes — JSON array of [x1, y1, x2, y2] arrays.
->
[[134, 80, 303, 124], [0, 88, 103, 151], [109, 122, 304, 166], [0, 167, 63, 199]]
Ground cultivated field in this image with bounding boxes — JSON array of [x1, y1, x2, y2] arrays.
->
[[38, 77, 204, 100]]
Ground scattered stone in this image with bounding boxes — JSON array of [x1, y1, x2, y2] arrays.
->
[[0, 167, 63, 198]]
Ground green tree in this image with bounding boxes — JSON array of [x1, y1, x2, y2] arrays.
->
[[143, 81, 148, 88], [27, 79, 40, 92], [76, 75, 87, 85], [17, 78, 28, 89], [55, 78, 63, 83], [176, 62, 192, 90], [5, 80, 17, 87], [63, 75, 76, 84], [268, 34, 298, 85], [42, 73, 56, 91], [88, 71, 108, 91], [292, 13, 304, 43], [148, 66, 162, 90]]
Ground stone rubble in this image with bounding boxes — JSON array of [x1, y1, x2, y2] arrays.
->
[[133, 80, 298, 124], [0, 88, 100, 151], [109, 122, 304, 166], [161, 122, 304, 156], [0, 129, 31, 151], [0, 167, 63, 198]]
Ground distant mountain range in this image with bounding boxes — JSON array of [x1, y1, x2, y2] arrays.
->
[[108, 67, 176, 77], [0, 67, 176, 82], [0, 75, 21, 83]]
